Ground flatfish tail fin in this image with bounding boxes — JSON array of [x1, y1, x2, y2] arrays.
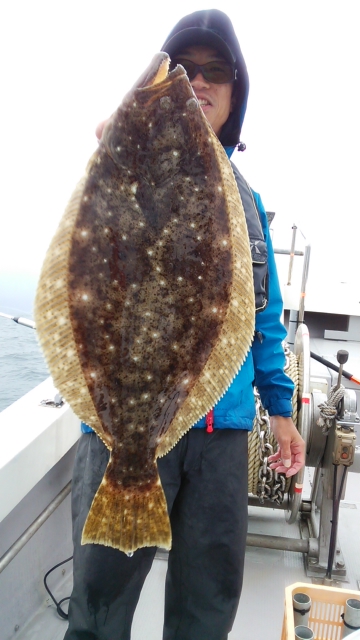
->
[[81, 462, 171, 553]]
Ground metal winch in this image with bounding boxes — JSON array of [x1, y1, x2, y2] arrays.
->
[[247, 322, 360, 579]]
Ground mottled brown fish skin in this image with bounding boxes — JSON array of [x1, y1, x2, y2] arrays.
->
[[34, 53, 255, 552]]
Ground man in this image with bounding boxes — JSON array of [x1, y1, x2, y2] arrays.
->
[[65, 9, 305, 640]]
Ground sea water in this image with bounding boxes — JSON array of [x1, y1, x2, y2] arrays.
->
[[0, 304, 49, 413]]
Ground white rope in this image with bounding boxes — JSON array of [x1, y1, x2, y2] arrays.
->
[[317, 384, 346, 434]]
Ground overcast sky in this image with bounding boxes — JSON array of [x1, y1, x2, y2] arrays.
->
[[1, 1, 359, 293]]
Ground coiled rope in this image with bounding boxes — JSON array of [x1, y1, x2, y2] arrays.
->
[[317, 384, 345, 434]]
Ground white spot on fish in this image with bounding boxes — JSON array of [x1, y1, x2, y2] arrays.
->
[[177, 276, 183, 282], [147, 249, 153, 256], [197, 236, 202, 241], [152, 332, 159, 339], [139, 221, 144, 227], [218, 186, 223, 191], [116, 146, 121, 152], [103, 258, 107, 263], [90, 372, 96, 378], [198, 276, 202, 280], [173, 151, 179, 157], [108, 211, 112, 216], [190, 223, 195, 228], [222, 240, 228, 246], [109, 345, 115, 351], [81, 230, 88, 237], [82, 294, 89, 301], [163, 229, 169, 234], [212, 307, 218, 313], [83, 196, 88, 202], [122, 235, 127, 241], [106, 303, 112, 310], [104, 228, 110, 235]]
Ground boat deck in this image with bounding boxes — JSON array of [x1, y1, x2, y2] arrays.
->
[[12, 470, 360, 640]]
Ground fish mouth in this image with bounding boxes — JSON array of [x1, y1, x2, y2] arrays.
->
[[137, 53, 187, 92], [150, 55, 170, 86]]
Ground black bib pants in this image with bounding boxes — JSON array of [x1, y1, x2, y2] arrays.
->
[[64, 428, 248, 640]]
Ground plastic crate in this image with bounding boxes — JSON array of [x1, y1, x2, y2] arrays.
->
[[281, 582, 360, 640]]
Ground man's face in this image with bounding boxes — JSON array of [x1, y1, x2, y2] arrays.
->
[[174, 45, 233, 137]]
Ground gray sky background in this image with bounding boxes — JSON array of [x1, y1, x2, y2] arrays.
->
[[1, 1, 359, 295]]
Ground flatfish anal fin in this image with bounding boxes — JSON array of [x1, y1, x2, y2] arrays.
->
[[34, 169, 111, 449], [82, 459, 171, 553]]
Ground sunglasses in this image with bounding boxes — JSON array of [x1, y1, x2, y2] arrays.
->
[[170, 58, 236, 84]]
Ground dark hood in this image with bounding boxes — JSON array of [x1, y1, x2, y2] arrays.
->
[[161, 9, 249, 154]]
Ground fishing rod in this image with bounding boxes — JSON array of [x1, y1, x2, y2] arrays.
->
[[0, 312, 36, 330], [310, 351, 360, 386]]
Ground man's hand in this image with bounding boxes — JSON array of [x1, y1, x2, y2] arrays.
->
[[268, 416, 305, 478]]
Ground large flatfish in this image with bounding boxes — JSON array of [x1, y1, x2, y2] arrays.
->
[[34, 52, 255, 553]]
